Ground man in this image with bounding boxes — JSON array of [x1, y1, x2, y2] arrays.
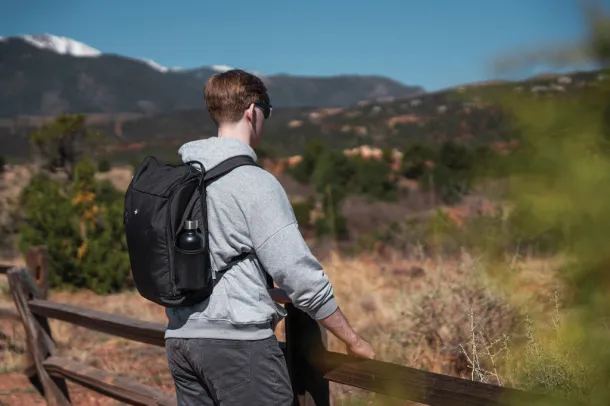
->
[[164, 69, 375, 405]]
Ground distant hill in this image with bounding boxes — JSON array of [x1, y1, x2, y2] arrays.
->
[[0, 44, 605, 162], [88, 68, 610, 159], [0, 34, 424, 118]]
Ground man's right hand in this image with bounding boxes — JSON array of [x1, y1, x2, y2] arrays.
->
[[347, 336, 376, 359], [316, 307, 376, 360]]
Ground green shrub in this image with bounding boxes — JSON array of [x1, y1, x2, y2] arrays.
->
[[0, 155, 5, 173], [314, 210, 348, 240], [18, 159, 130, 294], [418, 164, 461, 205], [18, 172, 81, 288], [288, 139, 327, 183], [97, 157, 111, 172], [291, 198, 312, 227], [511, 312, 594, 402], [402, 141, 437, 179], [130, 156, 143, 172], [351, 156, 398, 201]]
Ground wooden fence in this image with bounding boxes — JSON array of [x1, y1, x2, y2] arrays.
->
[[0, 246, 556, 406]]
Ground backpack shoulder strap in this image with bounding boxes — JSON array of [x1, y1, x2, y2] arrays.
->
[[213, 156, 274, 289], [192, 155, 273, 288], [203, 155, 260, 185]]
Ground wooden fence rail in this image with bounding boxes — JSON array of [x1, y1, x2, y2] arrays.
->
[[1, 246, 556, 406]]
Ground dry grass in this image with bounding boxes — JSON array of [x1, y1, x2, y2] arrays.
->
[[0, 249, 562, 405], [317, 248, 561, 404]]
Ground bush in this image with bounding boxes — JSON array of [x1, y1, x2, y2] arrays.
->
[[288, 139, 327, 183], [509, 310, 594, 401], [97, 157, 111, 173], [418, 164, 461, 205], [351, 156, 398, 201], [0, 155, 5, 173], [291, 198, 313, 227], [18, 159, 130, 293], [402, 141, 437, 179], [409, 276, 522, 383], [287, 140, 400, 238], [130, 156, 143, 172]]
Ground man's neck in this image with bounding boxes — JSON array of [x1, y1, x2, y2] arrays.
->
[[217, 121, 252, 146]]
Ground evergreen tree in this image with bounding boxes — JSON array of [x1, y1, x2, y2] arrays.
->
[[311, 149, 353, 239], [351, 156, 398, 201], [289, 139, 327, 183], [29, 114, 105, 181]]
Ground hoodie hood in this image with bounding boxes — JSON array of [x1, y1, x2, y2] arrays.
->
[[177, 137, 258, 171]]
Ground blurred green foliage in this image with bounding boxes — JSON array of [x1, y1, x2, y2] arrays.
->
[[479, 2, 610, 404], [490, 80, 610, 404], [18, 119, 130, 294], [97, 157, 111, 173]]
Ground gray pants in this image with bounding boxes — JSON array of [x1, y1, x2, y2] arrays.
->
[[165, 336, 294, 405]]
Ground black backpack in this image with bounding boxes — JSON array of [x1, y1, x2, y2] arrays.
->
[[123, 154, 268, 308]]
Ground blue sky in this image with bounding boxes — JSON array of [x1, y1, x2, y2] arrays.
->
[[1, 0, 606, 91]]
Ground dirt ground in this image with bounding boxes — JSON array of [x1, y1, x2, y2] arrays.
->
[[0, 372, 138, 406]]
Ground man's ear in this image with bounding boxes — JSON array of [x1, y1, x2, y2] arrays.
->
[[244, 105, 251, 122], [251, 107, 258, 135], [245, 103, 256, 123]]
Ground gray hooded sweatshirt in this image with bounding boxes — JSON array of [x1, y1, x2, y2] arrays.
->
[[164, 137, 338, 340]]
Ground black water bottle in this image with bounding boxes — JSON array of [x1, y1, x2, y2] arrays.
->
[[174, 219, 207, 290], [177, 219, 204, 251]]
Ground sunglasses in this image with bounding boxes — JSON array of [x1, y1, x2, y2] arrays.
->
[[253, 102, 272, 119]]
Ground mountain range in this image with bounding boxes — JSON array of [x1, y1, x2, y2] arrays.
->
[[1, 63, 603, 163], [1, 34, 606, 163], [0, 34, 424, 118]]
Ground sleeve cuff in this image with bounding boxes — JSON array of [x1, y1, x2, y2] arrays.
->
[[308, 296, 339, 320]]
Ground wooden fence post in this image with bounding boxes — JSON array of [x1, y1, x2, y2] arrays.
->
[[8, 266, 70, 406], [27, 246, 50, 300], [22, 246, 53, 397], [285, 303, 330, 406]]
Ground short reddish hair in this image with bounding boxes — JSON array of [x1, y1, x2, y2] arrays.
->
[[203, 69, 270, 125]]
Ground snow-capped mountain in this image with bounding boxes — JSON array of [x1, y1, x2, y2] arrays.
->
[[210, 65, 235, 72], [0, 32, 424, 117], [135, 58, 171, 73], [20, 34, 102, 57], [0, 33, 185, 73], [0, 34, 255, 75]]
